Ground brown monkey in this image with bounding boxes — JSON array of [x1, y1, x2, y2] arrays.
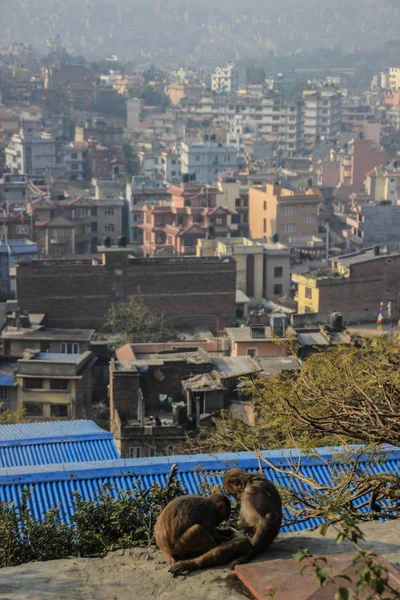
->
[[169, 468, 282, 576], [155, 493, 234, 567]]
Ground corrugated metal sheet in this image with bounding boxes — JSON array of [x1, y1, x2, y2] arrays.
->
[[0, 375, 15, 386], [0, 447, 398, 532], [0, 420, 105, 442], [0, 420, 119, 467]]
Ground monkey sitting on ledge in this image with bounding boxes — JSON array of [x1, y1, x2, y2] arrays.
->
[[169, 468, 282, 576], [155, 493, 234, 567]]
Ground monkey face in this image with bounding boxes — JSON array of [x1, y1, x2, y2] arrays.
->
[[209, 493, 231, 523], [223, 468, 248, 499]]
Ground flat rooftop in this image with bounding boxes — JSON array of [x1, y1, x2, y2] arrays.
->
[[335, 248, 400, 268], [226, 326, 296, 342], [26, 352, 81, 362], [2, 327, 95, 341]]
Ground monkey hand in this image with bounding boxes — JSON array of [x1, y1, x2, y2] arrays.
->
[[216, 527, 237, 536], [169, 560, 196, 577]]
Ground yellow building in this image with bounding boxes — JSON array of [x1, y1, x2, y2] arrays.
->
[[248, 183, 323, 251], [292, 272, 320, 313], [15, 351, 96, 420]]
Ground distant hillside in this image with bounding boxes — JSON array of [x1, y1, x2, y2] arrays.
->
[[1, 0, 400, 63]]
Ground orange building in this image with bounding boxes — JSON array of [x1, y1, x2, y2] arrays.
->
[[248, 183, 322, 248]]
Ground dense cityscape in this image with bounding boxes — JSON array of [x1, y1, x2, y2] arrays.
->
[[1, 13, 400, 599]]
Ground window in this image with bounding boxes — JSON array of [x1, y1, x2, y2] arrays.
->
[[24, 378, 44, 390], [305, 306, 313, 313], [263, 218, 267, 234], [235, 198, 241, 208], [171, 159, 176, 165], [156, 216, 165, 226], [16, 224, 29, 234], [246, 348, 258, 358], [304, 214, 315, 223], [58, 228, 69, 239], [61, 342, 79, 354], [71, 164, 78, 171], [263, 201, 267, 211], [215, 217, 224, 226], [51, 404, 69, 417], [105, 224, 114, 232], [71, 152, 78, 159], [195, 155, 201, 162], [75, 208, 87, 218], [283, 223, 296, 233], [104, 208, 114, 216], [52, 246, 65, 256], [130, 446, 142, 458], [274, 266, 283, 278], [243, 198, 248, 207], [24, 403, 43, 417], [0, 387, 7, 399], [305, 287, 312, 299], [50, 379, 69, 391], [283, 206, 296, 216], [304, 204, 314, 210], [171, 170, 176, 176]]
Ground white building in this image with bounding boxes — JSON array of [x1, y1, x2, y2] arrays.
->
[[226, 116, 259, 159], [180, 138, 238, 184], [302, 88, 342, 144], [138, 150, 181, 182], [211, 63, 239, 95], [64, 141, 89, 181], [5, 129, 64, 178], [179, 94, 304, 156]]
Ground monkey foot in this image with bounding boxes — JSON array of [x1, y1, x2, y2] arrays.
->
[[169, 560, 195, 576]]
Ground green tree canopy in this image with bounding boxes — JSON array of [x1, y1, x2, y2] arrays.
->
[[106, 295, 177, 344]]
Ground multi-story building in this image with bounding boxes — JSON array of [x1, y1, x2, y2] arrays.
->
[[343, 201, 400, 251], [75, 118, 124, 147], [365, 166, 400, 202], [138, 150, 181, 182], [180, 139, 238, 184], [139, 181, 238, 256], [179, 94, 304, 156], [64, 141, 90, 181], [293, 247, 400, 319], [126, 177, 171, 248], [316, 139, 387, 190], [5, 129, 65, 178], [0, 239, 37, 300], [389, 67, 400, 91], [341, 97, 371, 130], [211, 63, 239, 95], [0, 173, 28, 206], [197, 237, 291, 304], [302, 88, 342, 145], [15, 350, 96, 420], [31, 191, 124, 256], [217, 179, 249, 237], [248, 183, 324, 253]]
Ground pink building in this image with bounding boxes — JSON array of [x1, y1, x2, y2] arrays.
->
[[315, 139, 386, 191], [139, 182, 238, 256]]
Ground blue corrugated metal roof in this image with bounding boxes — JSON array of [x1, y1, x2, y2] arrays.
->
[[0, 375, 15, 386], [0, 420, 119, 468], [0, 420, 106, 442], [0, 447, 398, 532]]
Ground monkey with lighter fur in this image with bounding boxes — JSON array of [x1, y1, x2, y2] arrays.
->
[[155, 468, 282, 576]]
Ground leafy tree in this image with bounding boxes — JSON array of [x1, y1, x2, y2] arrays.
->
[[0, 409, 27, 425], [140, 86, 170, 109], [106, 294, 177, 344], [123, 142, 139, 177], [191, 336, 400, 598]]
